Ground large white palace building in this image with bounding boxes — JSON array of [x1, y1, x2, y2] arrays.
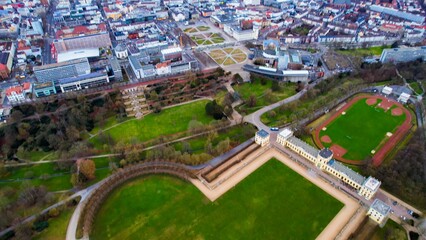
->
[[256, 128, 381, 200]]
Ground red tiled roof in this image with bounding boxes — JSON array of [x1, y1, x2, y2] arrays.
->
[[23, 82, 31, 90], [5, 85, 23, 96], [155, 61, 170, 69]]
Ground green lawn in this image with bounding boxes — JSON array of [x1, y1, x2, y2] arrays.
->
[[34, 205, 76, 240], [90, 100, 214, 145], [91, 159, 343, 240], [371, 220, 407, 240], [337, 46, 390, 57], [319, 98, 406, 160], [172, 124, 256, 154], [0, 158, 114, 191], [16, 150, 52, 162], [409, 82, 423, 95], [234, 78, 296, 114]]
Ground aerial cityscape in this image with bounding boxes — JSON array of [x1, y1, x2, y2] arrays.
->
[[0, 0, 425, 238]]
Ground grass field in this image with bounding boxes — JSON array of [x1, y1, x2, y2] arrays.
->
[[90, 100, 214, 145], [0, 157, 115, 191], [34, 205, 76, 240], [91, 159, 343, 240], [197, 26, 210, 31], [337, 46, 390, 57], [234, 78, 296, 114], [16, 150, 51, 161], [409, 81, 423, 95], [319, 98, 406, 160]]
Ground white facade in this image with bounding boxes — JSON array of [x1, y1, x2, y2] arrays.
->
[[367, 199, 391, 227], [276, 128, 381, 200], [57, 48, 100, 63], [244, 0, 260, 5], [255, 130, 270, 147], [224, 24, 259, 41], [382, 86, 393, 95]]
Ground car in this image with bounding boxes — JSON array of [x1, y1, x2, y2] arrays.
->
[[392, 201, 397, 206], [270, 127, 279, 131], [407, 210, 414, 215]]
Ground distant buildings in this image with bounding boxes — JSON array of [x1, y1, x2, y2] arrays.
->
[[379, 46, 426, 63], [34, 58, 91, 84], [0, 42, 16, 80], [5, 83, 32, 103], [52, 33, 112, 62]]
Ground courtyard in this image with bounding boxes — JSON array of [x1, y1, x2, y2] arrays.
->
[[207, 48, 247, 66]]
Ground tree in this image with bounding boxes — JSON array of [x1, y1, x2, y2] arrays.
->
[[224, 105, 233, 117], [77, 159, 96, 181], [182, 141, 192, 153], [233, 73, 243, 83], [10, 110, 24, 123], [271, 81, 281, 92], [247, 95, 257, 107], [205, 100, 224, 120]]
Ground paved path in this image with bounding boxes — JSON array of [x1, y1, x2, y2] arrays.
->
[[244, 89, 307, 130]]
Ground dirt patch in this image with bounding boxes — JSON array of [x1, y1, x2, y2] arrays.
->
[[330, 144, 348, 158], [377, 99, 394, 111], [391, 107, 403, 116], [366, 98, 377, 106], [321, 135, 332, 143]]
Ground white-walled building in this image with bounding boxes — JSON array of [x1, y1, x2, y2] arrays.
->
[[255, 129, 270, 147], [276, 128, 381, 200], [367, 199, 391, 227], [5, 83, 32, 103]]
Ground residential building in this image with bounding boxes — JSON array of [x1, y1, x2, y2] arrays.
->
[[34, 81, 57, 97], [367, 199, 391, 226], [5, 83, 32, 103], [34, 58, 91, 84]]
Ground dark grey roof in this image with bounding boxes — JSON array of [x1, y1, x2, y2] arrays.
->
[[319, 148, 333, 158], [0, 52, 10, 65], [371, 199, 391, 215], [327, 159, 366, 185], [287, 136, 319, 158], [59, 71, 105, 84], [257, 129, 269, 138]]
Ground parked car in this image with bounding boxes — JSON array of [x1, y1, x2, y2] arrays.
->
[[270, 127, 279, 131]]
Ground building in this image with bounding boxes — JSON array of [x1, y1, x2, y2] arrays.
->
[[0, 42, 16, 80], [379, 47, 426, 64], [114, 44, 128, 59], [276, 128, 381, 200], [382, 86, 393, 95], [34, 58, 91, 84], [244, 0, 260, 5], [58, 71, 109, 92], [367, 199, 391, 227], [161, 47, 182, 62], [108, 57, 123, 81], [224, 24, 260, 41], [369, 5, 425, 24], [155, 61, 171, 75], [5, 83, 32, 103], [52, 33, 112, 62], [255, 129, 270, 146], [34, 81, 57, 97], [282, 70, 309, 82], [359, 177, 382, 200], [398, 92, 411, 104], [129, 56, 155, 79]]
